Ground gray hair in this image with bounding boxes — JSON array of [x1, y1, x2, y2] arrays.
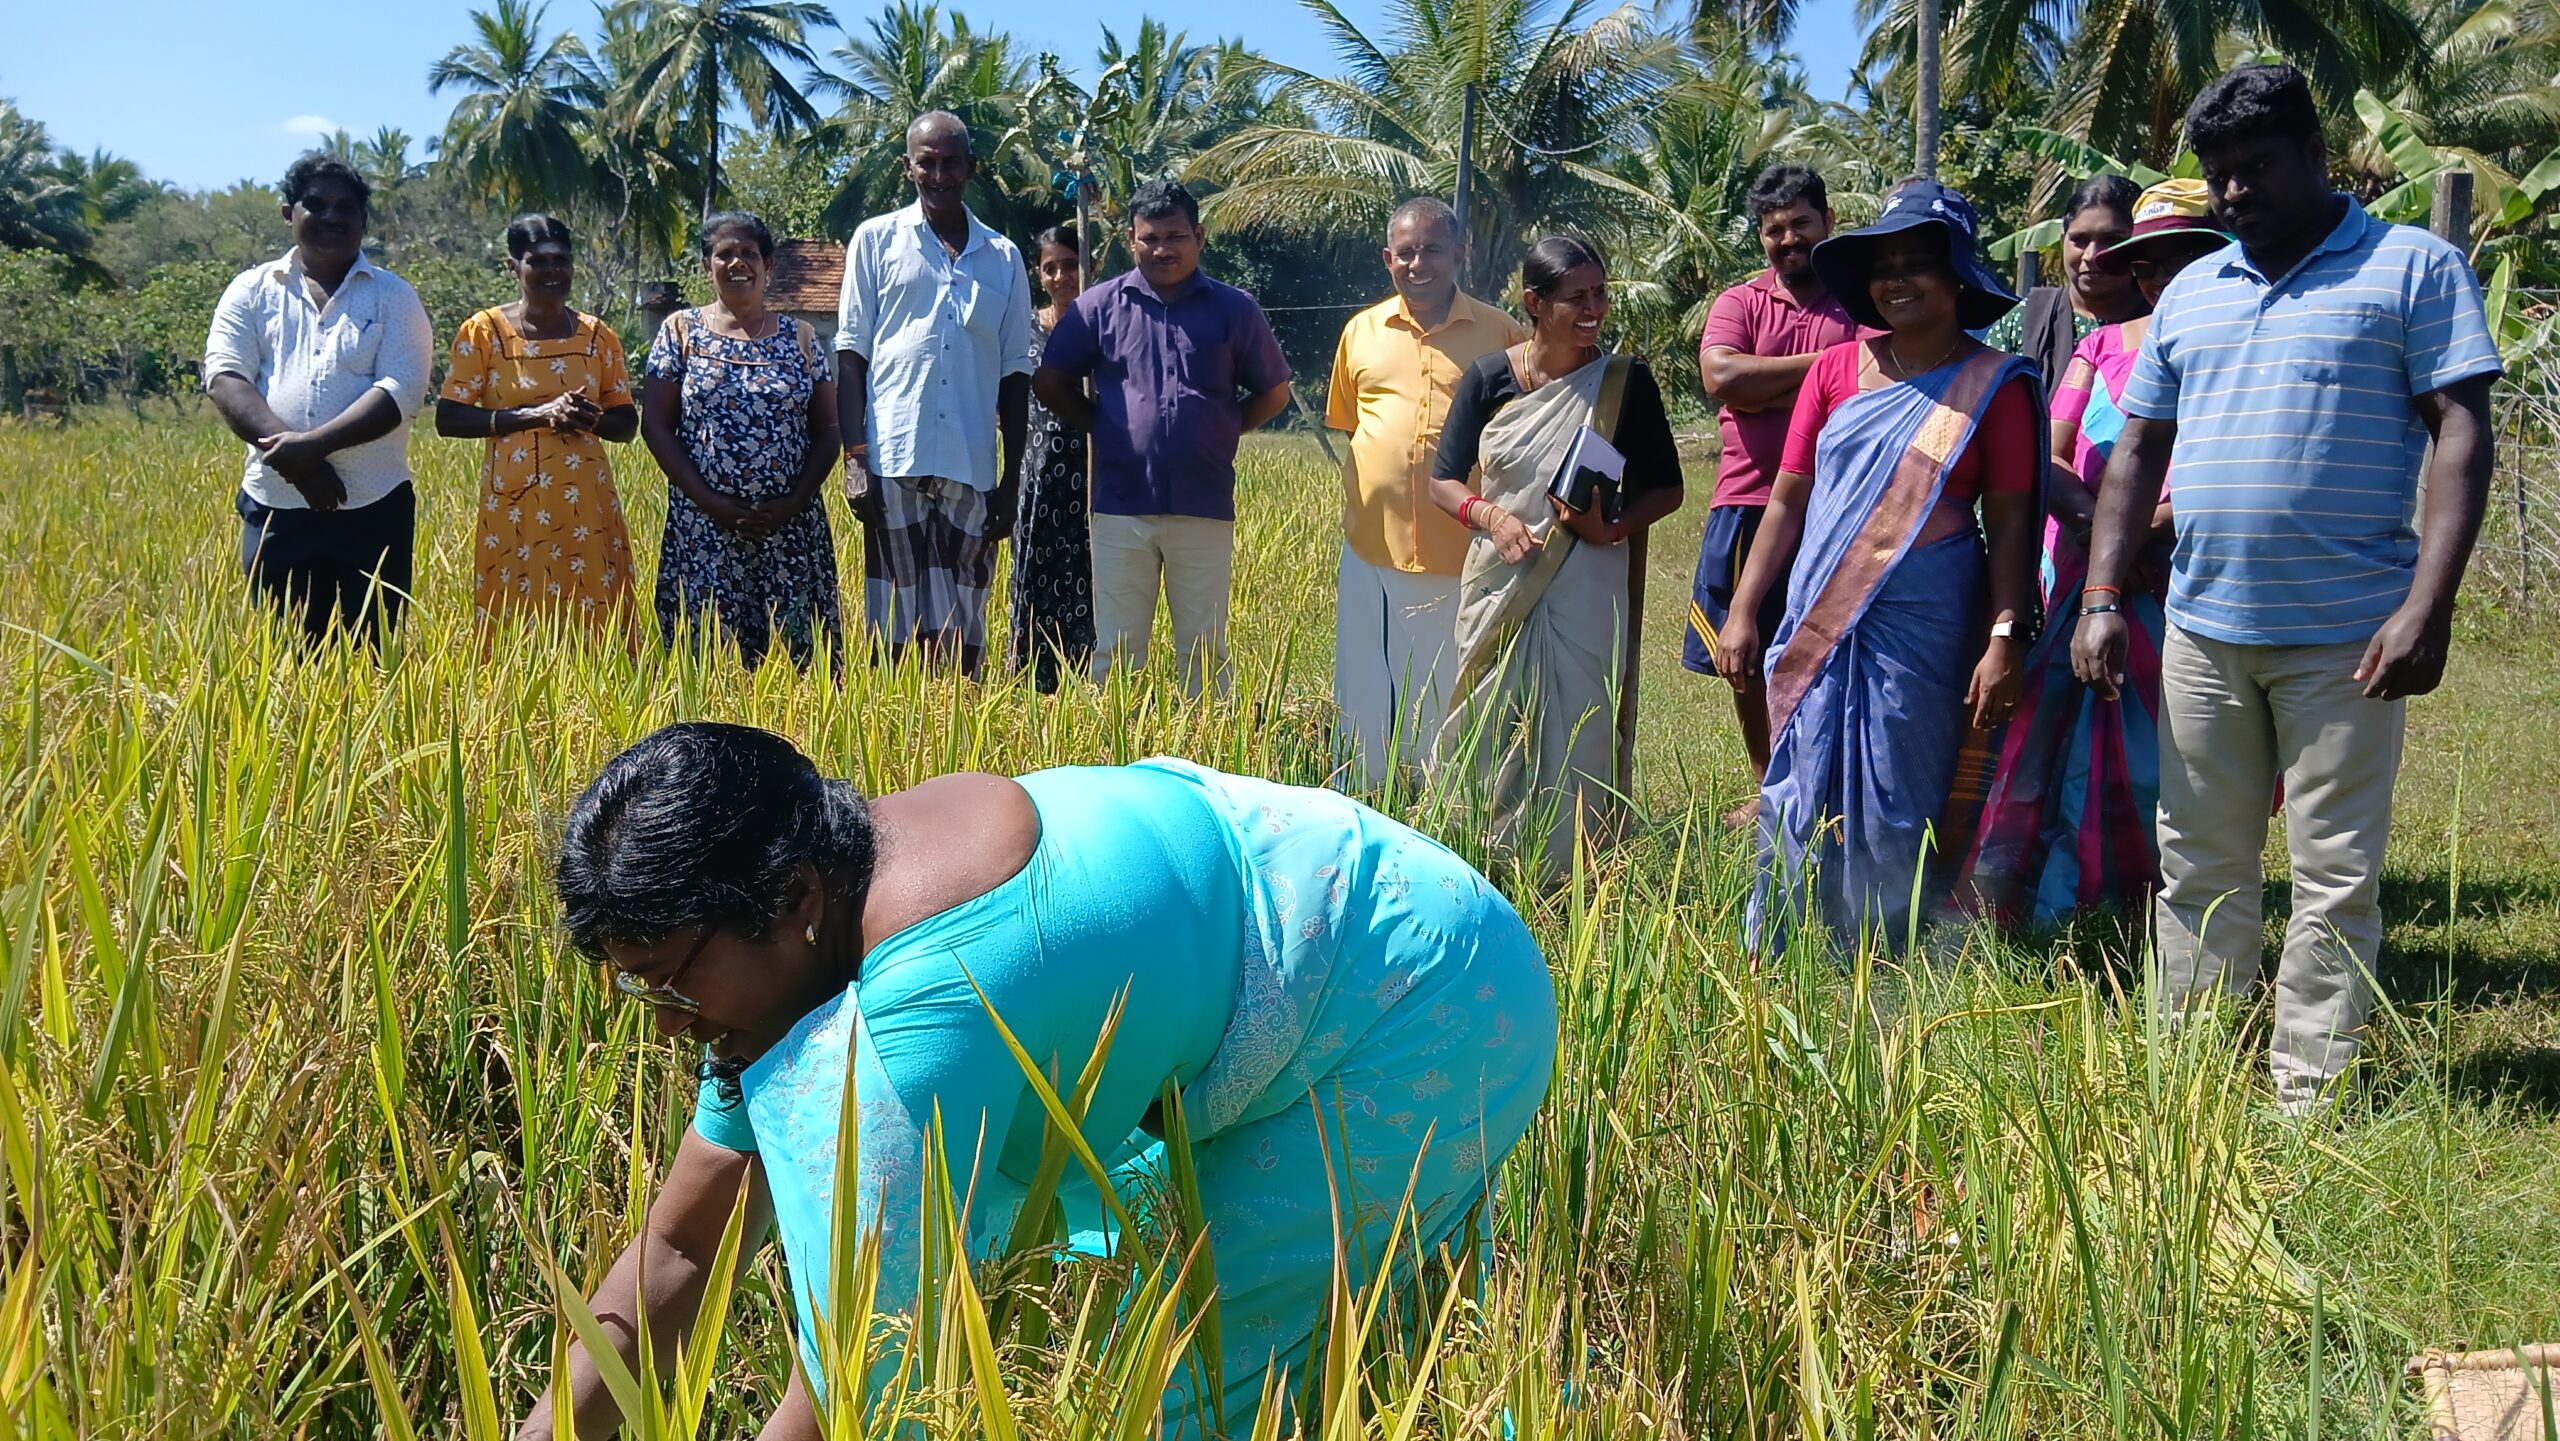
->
[[1388, 196, 1462, 245]]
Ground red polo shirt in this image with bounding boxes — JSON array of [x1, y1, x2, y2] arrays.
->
[[1700, 270, 1869, 507]]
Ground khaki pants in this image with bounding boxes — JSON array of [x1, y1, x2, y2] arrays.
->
[[1332, 544, 1459, 788], [1091, 513, 1234, 695], [2154, 625, 2405, 1103]]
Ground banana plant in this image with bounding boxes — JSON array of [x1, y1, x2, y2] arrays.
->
[[2355, 87, 2560, 250], [1985, 126, 2193, 262]]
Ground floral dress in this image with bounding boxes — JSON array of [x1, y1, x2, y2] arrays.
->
[[643, 309, 842, 667], [441, 308, 637, 630], [1009, 314, 1095, 691]]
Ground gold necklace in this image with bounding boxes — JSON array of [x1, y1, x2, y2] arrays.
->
[[1883, 334, 1965, 381]]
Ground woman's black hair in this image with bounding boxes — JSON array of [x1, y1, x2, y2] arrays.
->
[[281, 152, 371, 210], [1521, 234, 1606, 297], [1032, 223, 1081, 257], [2064, 174, 2141, 226], [698, 210, 776, 260], [506, 212, 575, 260], [555, 722, 877, 959]]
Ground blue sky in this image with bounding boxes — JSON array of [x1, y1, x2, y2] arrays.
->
[[7, 0, 1867, 193]]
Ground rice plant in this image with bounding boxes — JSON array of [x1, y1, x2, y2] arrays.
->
[[0, 415, 2553, 1439]]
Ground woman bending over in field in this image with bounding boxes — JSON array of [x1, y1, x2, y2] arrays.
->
[[519, 723, 1557, 1440]]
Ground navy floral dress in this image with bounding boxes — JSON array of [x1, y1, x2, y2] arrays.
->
[[644, 309, 843, 667], [1008, 314, 1095, 691]]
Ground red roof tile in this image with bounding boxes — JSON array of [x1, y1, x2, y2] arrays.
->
[[767, 238, 845, 313]]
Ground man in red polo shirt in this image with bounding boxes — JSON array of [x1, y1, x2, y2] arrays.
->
[[1681, 164, 1870, 823]]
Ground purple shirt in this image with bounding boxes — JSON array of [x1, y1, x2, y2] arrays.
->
[[1039, 269, 1293, 519]]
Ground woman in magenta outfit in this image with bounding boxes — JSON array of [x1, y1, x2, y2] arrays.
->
[[1955, 180, 2232, 924]]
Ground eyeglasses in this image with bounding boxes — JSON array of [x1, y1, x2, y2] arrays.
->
[[611, 922, 720, 1012]]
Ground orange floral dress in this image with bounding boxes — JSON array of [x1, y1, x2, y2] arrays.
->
[[441, 307, 637, 628]]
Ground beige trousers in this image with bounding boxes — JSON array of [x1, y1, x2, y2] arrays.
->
[[1332, 544, 1460, 788], [1090, 513, 1234, 696], [2154, 625, 2405, 1102]]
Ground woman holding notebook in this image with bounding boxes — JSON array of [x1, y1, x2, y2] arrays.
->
[[1713, 182, 2044, 953], [1429, 235, 1686, 880]]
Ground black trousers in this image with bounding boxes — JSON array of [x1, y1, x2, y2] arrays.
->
[[236, 483, 416, 645]]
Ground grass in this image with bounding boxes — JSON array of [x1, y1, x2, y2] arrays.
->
[[0, 412, 2556, 1438]]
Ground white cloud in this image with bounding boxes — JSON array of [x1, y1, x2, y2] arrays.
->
[[278, 115, 343, 139]]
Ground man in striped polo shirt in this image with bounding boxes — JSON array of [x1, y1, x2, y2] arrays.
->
[[2074, 63, 2501, 1111]]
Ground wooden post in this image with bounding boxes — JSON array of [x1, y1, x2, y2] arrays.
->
[[1076, 180, 1094, 291], [2016, 249, 2042, 297], [2431, 168, 2474, 252]]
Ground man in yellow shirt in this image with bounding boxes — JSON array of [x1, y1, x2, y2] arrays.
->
[[1324, 198, 1528, 787]]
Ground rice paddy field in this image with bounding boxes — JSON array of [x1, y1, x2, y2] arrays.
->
[[2, 411, 2558, 1439]]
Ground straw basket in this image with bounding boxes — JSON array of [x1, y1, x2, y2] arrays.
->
[[2411, 1347, 2560, 1439]]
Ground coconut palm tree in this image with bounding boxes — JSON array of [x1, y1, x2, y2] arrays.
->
[[2047, 0, 2425, 166], [579, 3, 707, 301], [809, 1, 1032, 234], [1004, 21, 1263, 252], [50, 149, 158, 234], [1190, 0, 1679, 295], [618, 0, 831, 222], [0, 103, 87, 262], [1609, 54, 1817, 367], [353, 129, 425, 194], [430, 0, 602, 214]]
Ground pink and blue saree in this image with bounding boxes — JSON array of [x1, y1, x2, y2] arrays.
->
[[1955, 324, 2167, 924]]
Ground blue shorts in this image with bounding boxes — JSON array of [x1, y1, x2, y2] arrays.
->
[[1680, 503, 1785, 677]]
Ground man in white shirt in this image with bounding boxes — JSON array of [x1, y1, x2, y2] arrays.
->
[[836, 111, 1034, 677], [203, 153, 433, 646]]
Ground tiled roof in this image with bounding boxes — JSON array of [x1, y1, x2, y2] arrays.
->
[[766, 238, 844, 313]]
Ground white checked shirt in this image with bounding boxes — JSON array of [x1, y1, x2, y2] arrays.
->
[[202, 250, 434, 510], [834, 202, 1033, 492]]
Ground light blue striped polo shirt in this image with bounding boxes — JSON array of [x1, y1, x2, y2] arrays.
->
[[2120, 198, 2502, 645]]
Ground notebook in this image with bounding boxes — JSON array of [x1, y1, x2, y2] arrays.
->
[[1547, 424, 1627, 525]]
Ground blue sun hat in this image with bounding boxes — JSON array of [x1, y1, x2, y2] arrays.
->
[[1811, 180, 2022, 332]]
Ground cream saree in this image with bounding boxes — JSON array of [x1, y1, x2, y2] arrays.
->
[[1433, 352, 1641, 880]]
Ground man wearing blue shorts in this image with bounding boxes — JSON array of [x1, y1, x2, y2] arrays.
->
[[1682, 165, 1871, 822]]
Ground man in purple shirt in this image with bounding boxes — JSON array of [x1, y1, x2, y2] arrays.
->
[[1679, 164, 1867, 823], [1034, 180, 1294, 695]]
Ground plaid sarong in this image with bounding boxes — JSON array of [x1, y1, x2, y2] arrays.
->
[[861, 474, 996, 649]]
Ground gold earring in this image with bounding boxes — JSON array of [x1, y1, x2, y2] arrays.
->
[[805, 922, 819, 945]]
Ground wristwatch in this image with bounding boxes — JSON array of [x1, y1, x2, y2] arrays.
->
[[1988, 620, 2019, 640]]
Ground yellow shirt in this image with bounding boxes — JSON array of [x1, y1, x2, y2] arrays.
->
[[1325, 291, 1527, 576]]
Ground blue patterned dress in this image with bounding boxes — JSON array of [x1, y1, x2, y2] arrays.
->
[[690, 759, 1556, 1433], [643, 309, 843, 667]]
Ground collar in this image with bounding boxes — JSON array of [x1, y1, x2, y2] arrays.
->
[[1388, 289, 1493, 335], [269, 248, 380, 286], [1755, 268, 1836, 313], [2224, 194, 2368, 287], [901, 200, 988, 259], [1123, 268, 1209, 306]]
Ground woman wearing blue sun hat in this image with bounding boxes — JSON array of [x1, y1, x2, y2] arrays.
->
[[1713, 181, 2048, 952]]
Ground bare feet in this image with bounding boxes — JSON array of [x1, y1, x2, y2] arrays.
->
[[1720, 796, 1761, 830]]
